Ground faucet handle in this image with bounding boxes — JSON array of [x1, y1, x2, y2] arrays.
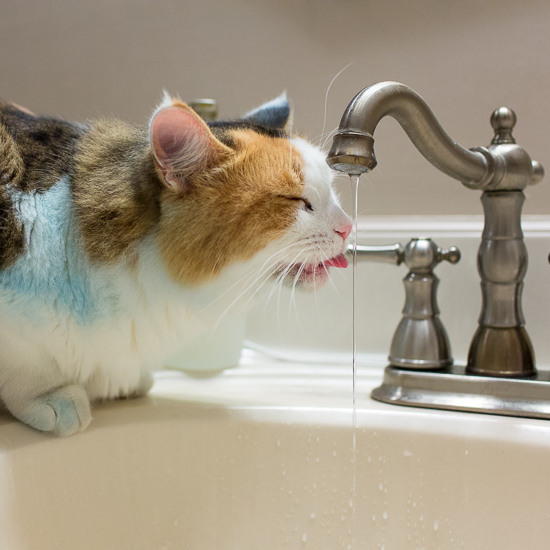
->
[[389, 237, 461, 370], [402, 238, 461, 274], [346, 237, 460, 369], [347, 243, 405, 265], [347, 239, 460, 270], [492, 107, 544, 189], [438, 246, 461, 265], [490, 107, 517, 145]]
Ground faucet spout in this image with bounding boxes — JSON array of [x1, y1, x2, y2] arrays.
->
[[327, 81, 494, 187]]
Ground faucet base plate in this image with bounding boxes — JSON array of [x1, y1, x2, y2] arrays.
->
[[371, 366, 550, 420]]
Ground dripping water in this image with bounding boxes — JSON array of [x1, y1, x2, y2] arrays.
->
[[349, 174, 360, 530]]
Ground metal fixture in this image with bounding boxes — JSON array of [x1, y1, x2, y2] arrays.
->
[[329, 82, 548, 419], [351, 239, 460, 369], [371, 367, 550, 420], [388, 238, 459, 370], [351, 243, 404, 265], [189, 99, 218, 121]]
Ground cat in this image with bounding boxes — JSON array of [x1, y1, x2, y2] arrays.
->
[[0, 92, 352, 436]]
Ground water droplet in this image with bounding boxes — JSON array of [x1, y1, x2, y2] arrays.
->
[[310, 512, 316, 519], [403, 450, 413, 457], [302, 533, 307, 543], [383, 511, 388, 520], [433, 520, 439, 531]]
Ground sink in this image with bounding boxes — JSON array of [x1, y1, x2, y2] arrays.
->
[[1, 350, 550, 550]]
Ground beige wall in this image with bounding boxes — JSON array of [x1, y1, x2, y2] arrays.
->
[[1, 0, 549, 216]]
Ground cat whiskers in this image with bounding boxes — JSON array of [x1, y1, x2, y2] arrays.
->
[[312, 126, 337, 148], [206, 251, 229, 283], [287, 96, 294, 166], [319, 61, 354, 150], [266, 247, 305, 301], [253, 243, 321, 336], [202, 240, 305, 310], [319, 249, 344, 299], [269, 248, 312, 339], [303, 182, 322, 202], [206, 240, 311, 331], [210, 257, 293, 333], [288, 250, 315, 328], [320, 127, 341, 153]]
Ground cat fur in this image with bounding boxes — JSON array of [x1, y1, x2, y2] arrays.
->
[[0, 93, 351, 435]]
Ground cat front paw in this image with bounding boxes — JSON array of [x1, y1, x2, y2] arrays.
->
[[19, 385, 92, 436]]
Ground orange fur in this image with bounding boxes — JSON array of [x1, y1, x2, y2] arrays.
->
[[156, 129, 304, 285], [72, 100, 305, 286]]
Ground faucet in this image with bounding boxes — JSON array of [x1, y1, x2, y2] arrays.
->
[[327, 81, 543, 380], [326, 82, 550, 420]]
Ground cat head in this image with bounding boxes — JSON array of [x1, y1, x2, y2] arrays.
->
[[149, 93, 352, 290]]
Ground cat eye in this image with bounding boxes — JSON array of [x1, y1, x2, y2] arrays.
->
[[283, 196, 314, 212], [301, 198, 314, 212]]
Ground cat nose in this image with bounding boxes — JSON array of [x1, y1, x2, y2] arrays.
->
[[335, 222, 352, 242]]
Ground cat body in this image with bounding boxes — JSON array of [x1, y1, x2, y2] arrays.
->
[[0, 93, 351, 435]]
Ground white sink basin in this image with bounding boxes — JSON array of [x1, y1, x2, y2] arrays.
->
[[1, 351, 550, 549]]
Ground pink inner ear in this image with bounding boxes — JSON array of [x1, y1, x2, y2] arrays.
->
[[151, 107, 211, 180]]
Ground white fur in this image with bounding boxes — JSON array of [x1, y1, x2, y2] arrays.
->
[[0, 139, 350, 435], [281, 138, 351, 262]]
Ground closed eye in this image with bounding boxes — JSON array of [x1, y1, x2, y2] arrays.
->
[[284, 196, 314, 212], [301, 198, 314, 212]]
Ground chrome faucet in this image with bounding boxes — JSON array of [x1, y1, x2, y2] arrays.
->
[[328, 82, 550, 419], [350, 239, 460, 369]]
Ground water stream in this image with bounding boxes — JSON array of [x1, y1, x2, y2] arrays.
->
[[349, 174, 360, 535]]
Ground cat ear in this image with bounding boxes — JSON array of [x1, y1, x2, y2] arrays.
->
[[149, 98, 230, 192], [242, 92, 292, 131]]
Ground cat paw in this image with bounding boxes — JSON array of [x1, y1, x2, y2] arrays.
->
[[19, 385, 92, 436]]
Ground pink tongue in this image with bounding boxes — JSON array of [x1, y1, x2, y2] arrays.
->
[[324, 254, 348, 269]]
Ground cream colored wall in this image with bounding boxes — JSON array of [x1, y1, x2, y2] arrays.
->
[[1, 0, 549, 216]]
